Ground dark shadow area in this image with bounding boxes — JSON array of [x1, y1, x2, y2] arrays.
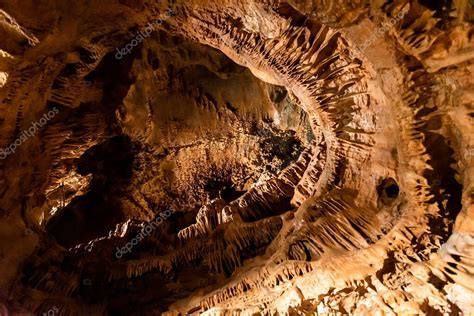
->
[[46, 136, 134, 248]]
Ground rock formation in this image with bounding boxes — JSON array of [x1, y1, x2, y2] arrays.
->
[[0, 0, 473, 315]]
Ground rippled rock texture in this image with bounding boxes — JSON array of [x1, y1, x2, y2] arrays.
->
[[0, 0, 473, 315]]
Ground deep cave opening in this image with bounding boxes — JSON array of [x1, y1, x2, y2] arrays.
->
[[43, 29, 314, 252], [0, 1, 472, 315]]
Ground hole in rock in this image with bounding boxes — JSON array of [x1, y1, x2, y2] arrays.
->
[[0, 1, 471, 315], [378, 178, 400, 204]]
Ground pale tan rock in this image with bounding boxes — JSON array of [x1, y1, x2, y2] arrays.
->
[[0, 0, 472, 315]]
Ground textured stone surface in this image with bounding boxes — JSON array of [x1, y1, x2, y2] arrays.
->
[[0, 0, 473, 315]]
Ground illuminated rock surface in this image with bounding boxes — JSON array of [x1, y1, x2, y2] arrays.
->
[[0, 0, 473, 315]]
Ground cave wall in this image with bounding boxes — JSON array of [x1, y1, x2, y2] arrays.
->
[[0, 0, 473, 315]]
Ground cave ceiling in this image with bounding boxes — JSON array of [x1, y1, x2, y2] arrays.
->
[[0, 0, 473, 315]]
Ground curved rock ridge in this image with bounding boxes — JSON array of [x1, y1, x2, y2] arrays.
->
[[0, 0, 472, 315]]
